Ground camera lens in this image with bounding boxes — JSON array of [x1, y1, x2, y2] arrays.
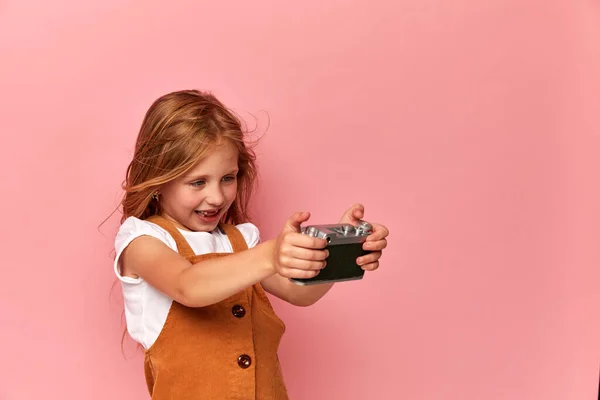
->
[[356, 221, 373, 235]]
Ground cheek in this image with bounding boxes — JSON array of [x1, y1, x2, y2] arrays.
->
[[225, 183, 238, 203], [169, 187, 196, 208], [161, 182, 190, 204]]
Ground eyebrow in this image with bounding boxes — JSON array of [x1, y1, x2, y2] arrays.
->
[[184, 170, 239, 180]]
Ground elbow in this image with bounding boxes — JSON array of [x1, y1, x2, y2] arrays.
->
[[176, 281, 210, 308], [296, 300, 317, 307], [174, 288, 198, 308], [289, 296, 318, 307], [177, 291, 212, 308]]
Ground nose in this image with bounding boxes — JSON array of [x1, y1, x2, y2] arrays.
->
[[206, 183, 225, 207]]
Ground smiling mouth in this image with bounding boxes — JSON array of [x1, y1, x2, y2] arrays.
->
[[195, 209, 220, 217]]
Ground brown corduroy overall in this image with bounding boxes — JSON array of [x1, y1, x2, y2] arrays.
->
[[143, 215, 289, 400]]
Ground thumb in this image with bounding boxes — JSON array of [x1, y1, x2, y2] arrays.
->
[[340, 203, 365, 225], [283, 211, 310, 234]]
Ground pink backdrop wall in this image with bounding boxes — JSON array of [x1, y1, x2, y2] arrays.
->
[[1, 1, 599, 399]]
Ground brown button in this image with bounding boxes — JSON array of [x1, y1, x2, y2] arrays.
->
[[238, 354, 251, 368], [232, 304, 246, 318]]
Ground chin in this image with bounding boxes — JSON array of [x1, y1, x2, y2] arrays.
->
[[190, 215, 221, 232]]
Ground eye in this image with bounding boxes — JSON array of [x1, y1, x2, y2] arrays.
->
[[190, 180, 205, 187], [222, 175, 237, 183]]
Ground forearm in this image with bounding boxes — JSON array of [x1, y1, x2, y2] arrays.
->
[[179, 240, 276, 307], [262, 274, 335, 307], [287, 282, 334, 306]]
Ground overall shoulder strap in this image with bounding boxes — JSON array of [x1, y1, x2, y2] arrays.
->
[[146, 215, 196, 260], [219, 223, 249, 253]]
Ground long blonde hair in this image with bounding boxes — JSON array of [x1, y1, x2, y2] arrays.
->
[[120, 89, 259, 225]]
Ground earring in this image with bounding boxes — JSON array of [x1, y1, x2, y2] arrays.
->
[[152, 192, 159, 201]]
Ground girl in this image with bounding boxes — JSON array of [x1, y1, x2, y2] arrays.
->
[[114, 89, 389, 399]]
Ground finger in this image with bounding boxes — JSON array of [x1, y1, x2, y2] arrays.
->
[[350, 203, 365, 221], [280, 268, 321, 280], [285, 246, 329, 261], [284, 232, 328, 249], [361, 261, 380, 271], [279, 256, 327, 271], [366, 223, 389, 241], [357, 251, 382, 266], [339, 203, 364, 224], [363, 239, 387, 251], [283, 211, 311, 234]]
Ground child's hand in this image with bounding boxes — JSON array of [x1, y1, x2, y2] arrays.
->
[[339, 204, 389, 271], [273, 212, 329, 280]]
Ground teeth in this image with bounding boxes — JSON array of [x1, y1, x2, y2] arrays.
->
[[196, 210, 218, 216]]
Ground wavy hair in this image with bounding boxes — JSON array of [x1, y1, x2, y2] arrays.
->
[[120, 89, 259, 226]]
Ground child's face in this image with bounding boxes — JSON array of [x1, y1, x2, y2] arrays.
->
[[159, 140, 239, 232]]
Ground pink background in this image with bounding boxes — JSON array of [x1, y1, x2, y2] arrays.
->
[[1, 1, 599, 399]]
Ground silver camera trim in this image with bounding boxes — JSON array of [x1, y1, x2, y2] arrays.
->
[[301, 221, 373, 245]]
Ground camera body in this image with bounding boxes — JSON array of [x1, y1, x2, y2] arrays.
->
[[290, 221, 373, 285]]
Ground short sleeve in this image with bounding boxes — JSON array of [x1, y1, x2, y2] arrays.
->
[[235, 222, 261, 249], [113, 216, 178, 284]]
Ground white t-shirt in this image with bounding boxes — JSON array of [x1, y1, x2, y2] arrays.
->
[[113, 216, 261, 349]]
